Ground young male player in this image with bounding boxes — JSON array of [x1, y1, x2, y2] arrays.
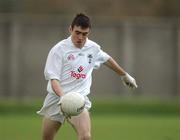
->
[[37, 13, 137, 140]]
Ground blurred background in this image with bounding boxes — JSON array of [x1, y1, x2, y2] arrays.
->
[[0, 0, 180, 99], [0, 0, 180, 140]]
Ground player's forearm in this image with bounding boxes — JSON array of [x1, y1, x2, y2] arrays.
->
[[104, 57, 126, 76], [51, 79, 64, 97]]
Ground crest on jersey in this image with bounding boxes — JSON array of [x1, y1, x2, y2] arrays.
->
[[87, 54, 93, 64], [67, 54, 75, 61]]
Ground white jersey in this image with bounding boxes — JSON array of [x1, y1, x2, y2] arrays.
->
[[44, 36, 110, 96]]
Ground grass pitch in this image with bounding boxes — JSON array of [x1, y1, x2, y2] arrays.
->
[[0, 98, 180, 140]]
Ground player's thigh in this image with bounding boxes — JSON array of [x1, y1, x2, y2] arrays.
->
[[68, 109, 91, 135], [42, 117, 62, 137]]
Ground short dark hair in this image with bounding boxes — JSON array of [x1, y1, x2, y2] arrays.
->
[[71, 13, 91, 29]]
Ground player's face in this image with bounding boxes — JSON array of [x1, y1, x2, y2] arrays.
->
[[70, 26, 90, 48]]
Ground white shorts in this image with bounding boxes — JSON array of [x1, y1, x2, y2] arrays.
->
[[37, 92, 91, 124]]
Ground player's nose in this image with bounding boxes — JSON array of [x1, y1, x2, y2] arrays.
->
[[78, 34, 83, 40]]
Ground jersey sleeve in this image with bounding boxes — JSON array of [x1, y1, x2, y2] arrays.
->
[[44, 47, 63, 81], [94, 46, 110, 69]]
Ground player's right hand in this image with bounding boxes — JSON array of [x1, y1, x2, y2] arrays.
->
[[58, 98, 71, 119]]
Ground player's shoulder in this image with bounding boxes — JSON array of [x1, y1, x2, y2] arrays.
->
[[85, 38, 101, 50], [51, 38, 70, 52]]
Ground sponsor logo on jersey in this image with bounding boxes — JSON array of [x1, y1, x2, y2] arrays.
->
[[71, 66, 86, 79], [78, 66, 84, 72], [70, 71, 86, 79]]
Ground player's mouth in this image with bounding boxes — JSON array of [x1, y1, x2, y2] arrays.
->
[[76, 41, 84, 47], [75, 40, 85, 48], [77, 41, 82, 44]]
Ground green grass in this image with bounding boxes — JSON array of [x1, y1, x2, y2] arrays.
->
[[0, 114, 41, 140], [0, 114, 180, 140], [92, 115, 180, 140], [0, 98, 180, 140]]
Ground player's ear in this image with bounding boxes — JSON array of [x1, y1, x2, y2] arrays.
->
[[69, 26, 72, 33]]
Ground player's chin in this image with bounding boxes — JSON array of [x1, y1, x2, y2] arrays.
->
[[76, 43, 83, 48]]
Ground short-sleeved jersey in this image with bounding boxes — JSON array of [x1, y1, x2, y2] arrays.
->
[[44, 36, 110, 96]]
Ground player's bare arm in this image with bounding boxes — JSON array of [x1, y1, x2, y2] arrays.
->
[[104, 57, 138, 89], [104, 57, 126, 76], [51, 79, 64, 97]]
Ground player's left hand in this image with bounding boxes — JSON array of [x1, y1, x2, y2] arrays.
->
[[121, 73, 138, 89], [60, 105, 71, 119]]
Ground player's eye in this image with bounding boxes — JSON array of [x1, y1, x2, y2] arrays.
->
[[75, 31, 89, 37], [75, 31, 81, 35], [82, 32, 88, 36]]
